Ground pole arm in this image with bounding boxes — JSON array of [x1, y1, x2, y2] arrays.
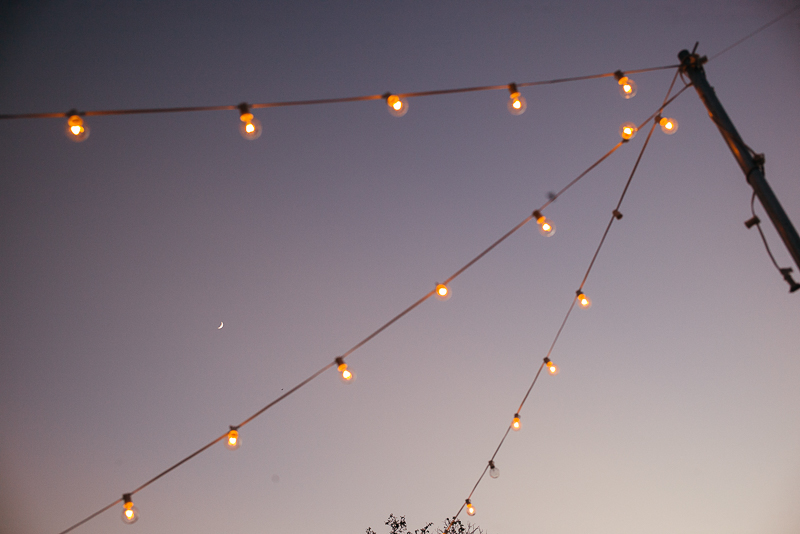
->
[[678, 49, 800, 277]]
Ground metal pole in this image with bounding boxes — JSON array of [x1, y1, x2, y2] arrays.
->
[[678, 49, 800, 278]]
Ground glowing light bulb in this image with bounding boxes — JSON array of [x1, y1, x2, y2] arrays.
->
[[619, 122, 637, 140], [226, 427, 240, 450], [65, 113, 89, 142], [544, 357, 559, 375], [511, 413, 521, 431], [335, 357, 355, 382], [576, 291, 591, 309], [121, 494, 138, 524], [489, 460, 500, 479], [532, 210, 555, 237], [238, 103, 262, 140], [507, 83, 526, 115], [614, 70, 637, 99], [465, 499, 476, 516], [659, 116, 678, 134], [434, 283, 451, 301], [385, 94, 408, 117]]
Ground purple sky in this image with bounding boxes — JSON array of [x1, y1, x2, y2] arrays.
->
[[1, 2, 799, 534]]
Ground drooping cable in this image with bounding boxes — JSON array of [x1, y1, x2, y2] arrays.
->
[[747, 191, 800, 292]]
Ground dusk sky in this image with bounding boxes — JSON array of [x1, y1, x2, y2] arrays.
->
[[1, 1, 799, 534]]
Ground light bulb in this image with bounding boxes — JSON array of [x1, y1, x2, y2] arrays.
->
[[544, 357, 559, 375], [385, 94, 408, 117], [121, 494, 138, 524], [226, 427, 240, 450], [335, 357, 355, 383], [489, 460, 500, 479], [532, 210, 555, 237], [659, 116, 678, 134], [65, 114, 89, 142], [616, 75, 637, 99], [507, 83, 526, 115], [619, 122, 637, 140], [434, 283, 451, 301], [465, 499, 476, 516], [576, 291, 591, 309], [511, 413, 521, 431], [238, 104, 262, 140]]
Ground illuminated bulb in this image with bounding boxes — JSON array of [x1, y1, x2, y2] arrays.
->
[[619, 122, 637, 140], [121, 494, 138, 524], [511, 413, 521, 431], [238, 103, 262, 140], [532, 210, 555, 237], [615, 71, 637, 99], [489, 460, 500, 479], [226, 427, 240, 450], [659, 116, 678, 134], [335, 357, 355, 383], [65, 114, 89, 142], [544, 357, 559, 375], [465, 499, 476, 516], [507, 83, 526, 115], [576, 291, 592, 309], [385, 94, 409, 117], [434, 283, 451, 301]]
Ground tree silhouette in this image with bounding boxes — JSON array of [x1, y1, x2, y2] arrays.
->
[[367, 514, 486, 534]]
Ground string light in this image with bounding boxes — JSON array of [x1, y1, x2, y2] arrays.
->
[[614, 70, 637, 99], [54, 72, 695, 534], [435, 283, 451, 301], [226, 426, 240, 450], [488, 460, 500, 479], [121, 494, 138, 524], [384, 93, 408, 117], [658, 116, 678, 134], [65, 112, 89, 142], [465, 499, 476, 516], [507, 83, 526, 115], [238, 103, 262, 140], [532, 210, 555, 237], [576, 290, 592, 309], [335, 357, 354, 382], [543, 357, 559, 375], [619, 122, 637, 140]]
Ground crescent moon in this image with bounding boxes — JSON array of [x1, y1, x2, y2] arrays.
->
[[217, 322, 224, 329]]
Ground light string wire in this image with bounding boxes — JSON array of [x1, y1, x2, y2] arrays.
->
[[441, 71, 690, 534], [0, 65, 679, 121], [54, 95, 656, 534], [709, 3, 800, 61]]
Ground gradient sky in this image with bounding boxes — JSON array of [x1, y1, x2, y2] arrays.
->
[[1, 1, 799, 534]]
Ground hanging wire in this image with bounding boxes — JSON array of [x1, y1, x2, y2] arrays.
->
[[441, 71, 689, 534], [709, 3, 800, 61], [0, 65, 678, 121], [748, 191, 800, 292]]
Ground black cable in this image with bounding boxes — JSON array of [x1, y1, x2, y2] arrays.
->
[[751, 191, 783, 272], [710, 3, 800, 61]]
